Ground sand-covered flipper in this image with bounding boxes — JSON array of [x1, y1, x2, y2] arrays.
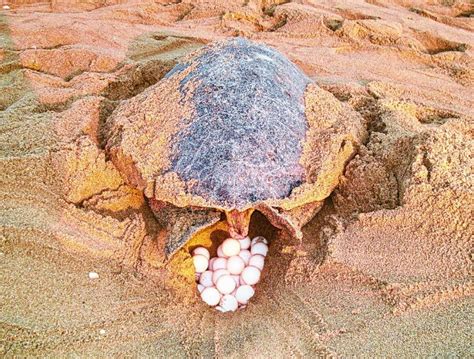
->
[[149, 199, 221, 257]]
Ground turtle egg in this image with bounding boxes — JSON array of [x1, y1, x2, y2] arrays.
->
[[216, 275, 236, 294], [193, 254, 208, 273], [238, 236, 251, 250], [220, 294, 238, 312], [231, 275, 240, 286], [241, 266, 261, 285], [217, 245, 227, 258], [199, 270, 214, 287], [248, 254, 265, 270], [213, 257, 227, 271], [201, 287, 221, 306], [251, 242, 268, 257], [235, 285, 255, 304], [222, 238, 241, 257], [251, 236, 268, 246], [212, 269, 230, 284], [208, 257, 217, 270], [193, 247, 210, 259], [227, 255, 245, 275], [238, 249, 251, 265], [197, 284, 205, 293]]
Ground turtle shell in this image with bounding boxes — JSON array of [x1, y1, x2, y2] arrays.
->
[[106, 38, 365, 212]]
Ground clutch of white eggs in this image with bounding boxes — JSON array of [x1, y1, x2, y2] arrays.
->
[[192, 236, 268, 312]]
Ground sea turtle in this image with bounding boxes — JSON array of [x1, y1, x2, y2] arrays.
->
[[105, 37, 366, 258]]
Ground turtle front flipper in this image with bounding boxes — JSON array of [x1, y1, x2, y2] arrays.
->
[[256, 202, 323, 241], [149, 199, 222, 258]]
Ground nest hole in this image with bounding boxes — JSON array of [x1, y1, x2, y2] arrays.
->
[[248, 210, 279, 243], [188, 210, 279, 258]]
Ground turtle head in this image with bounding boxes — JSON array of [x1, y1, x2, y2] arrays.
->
[[225, 209, 254, 239]]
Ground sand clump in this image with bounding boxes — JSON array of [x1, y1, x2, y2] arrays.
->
[[0, 1, 473, 357]]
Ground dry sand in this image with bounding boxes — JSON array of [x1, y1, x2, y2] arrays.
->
[[0, 0, 473, 357]]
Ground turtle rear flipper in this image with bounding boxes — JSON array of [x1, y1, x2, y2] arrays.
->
[[149, 199, 221, 258], [256, 202, 323, 241]]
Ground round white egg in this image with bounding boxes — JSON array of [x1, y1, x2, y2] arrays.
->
[[217, 245, 226, 258], [238, 249, 251, 265], [208, 257, 217, 270], [220, 294, 238, 312], [199, 270, 214, 287], [193, 254, 208, 273], [193, 247, 210, 259], [227, 255, 245, 275], [251, 242, 268, 257], [248, 254, 265, 270], [197, 284, 205, 293], [241, 266, 261, 285], [235, 285, 255, 304], [213, 257, 227, 271], [201, 287, 221, 306], [251, 236, 268, 246], [216, 275, 236, 295], [231, 275, 240, 286], [222, 238, 241, 257], [212, 269, 230, 284], [238, 236, 251, 250]]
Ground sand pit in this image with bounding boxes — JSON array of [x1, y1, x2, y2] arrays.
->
[[0, 0, 473, 357]]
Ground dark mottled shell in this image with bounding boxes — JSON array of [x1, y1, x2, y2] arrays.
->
[[167, 38, 310, 208]]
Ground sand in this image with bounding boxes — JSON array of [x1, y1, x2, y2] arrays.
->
[[0, 0, 473, 357]]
